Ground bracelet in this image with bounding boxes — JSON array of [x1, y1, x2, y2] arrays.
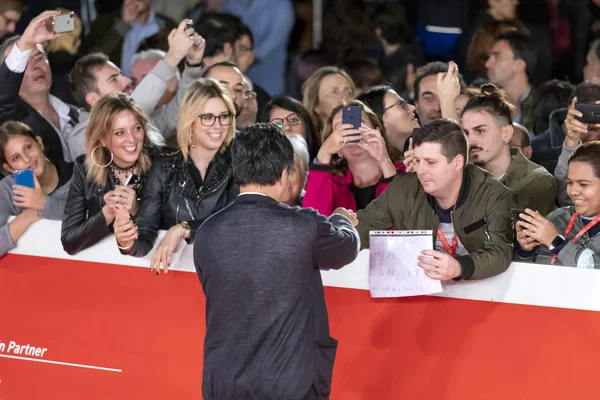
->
[[116, 241, 133, 251]]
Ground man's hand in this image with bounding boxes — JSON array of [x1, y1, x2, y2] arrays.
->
[[186, 32, 206, 66], [417, 249, 461, 280], [437, 61, 461, 122], [164, 19, 196, 67], [17, 11, 61, 51], [333, 207, 358, 227]]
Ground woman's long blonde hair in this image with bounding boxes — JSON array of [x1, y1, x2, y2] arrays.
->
[[85, 93, 162, 187], [177, 78, 236, 161], [301, 66, 356, 138], [322, 100, 394, 176]]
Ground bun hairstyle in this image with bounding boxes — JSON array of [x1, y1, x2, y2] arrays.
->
[[461, 83, 515, 126]]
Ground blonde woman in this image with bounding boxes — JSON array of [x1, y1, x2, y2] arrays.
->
[[61, 93, 163, 255], [302, 66, 356, 141], [117, 78, 239, 274]]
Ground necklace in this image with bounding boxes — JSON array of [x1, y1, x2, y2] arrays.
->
[[110, 162, 138, 184]]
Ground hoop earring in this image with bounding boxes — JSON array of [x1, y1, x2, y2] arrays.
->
[[90, 145, 113, 168]]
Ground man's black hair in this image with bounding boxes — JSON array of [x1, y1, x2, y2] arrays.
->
[[414, 61, 465, 100], [232, 123, 295, 186], [195, 19, 235, 58], [496, 31, 537, 78]]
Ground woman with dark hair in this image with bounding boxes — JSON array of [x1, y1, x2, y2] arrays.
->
[[0, 121, 73, 257], [261, 96, 318, 160], [357, 85, 418, 158], [516, 141, 600, 268], [531, 79, 574, 136], [303, 100, 403, 216]]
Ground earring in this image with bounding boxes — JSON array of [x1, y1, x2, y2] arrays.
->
[[190, 136, 195, 148], [90, 145, 113, 168]]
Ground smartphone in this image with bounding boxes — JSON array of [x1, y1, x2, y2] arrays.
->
[[510, 208, 527, 222], [342, 105, 362, 143], [575, 102, 600, 124], [14, 169, 35, 188], [48, 12, 75, 34]]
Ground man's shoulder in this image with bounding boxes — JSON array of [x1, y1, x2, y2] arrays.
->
[[468, 165, 511, 197]]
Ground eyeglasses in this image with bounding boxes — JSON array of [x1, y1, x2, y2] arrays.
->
[[271, 115, 302, 128], [243, 91, 257, 101], [198, 113, 233, 126], [383, 98, 409, 113]]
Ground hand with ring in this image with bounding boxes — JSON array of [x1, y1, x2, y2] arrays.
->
[[515, 208, 559, 248], [316, 123, 362, 164], [417, 249, 462, 280]]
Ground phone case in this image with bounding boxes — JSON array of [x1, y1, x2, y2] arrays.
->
[[575, 103, 600, 124], [53, 12, 75, 34], [14, 169, 35, 188], [342, 106, 362, 130]]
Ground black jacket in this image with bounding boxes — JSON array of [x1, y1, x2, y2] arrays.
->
[[194, 194, 360, 400], [61, 156, 147, 255], [125, 148, 238, 257], [531, 108, 567, 174], [0, 60, 79, 165]]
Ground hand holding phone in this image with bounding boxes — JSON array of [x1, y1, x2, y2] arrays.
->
[[574, 102, 600, 124], [342, 105, 362, 143], [510, 208, 528, 222], [46, 12, 75, 34]]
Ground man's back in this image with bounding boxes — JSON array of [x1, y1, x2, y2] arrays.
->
[[195, 194, 359, 400]]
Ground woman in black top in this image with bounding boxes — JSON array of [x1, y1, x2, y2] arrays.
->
[[61, 93, 163, 254], [117, 78, 238, 273]]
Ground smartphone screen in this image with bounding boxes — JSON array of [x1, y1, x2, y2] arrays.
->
[[14, 169, 35, 188]]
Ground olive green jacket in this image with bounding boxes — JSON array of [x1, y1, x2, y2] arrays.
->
[[500, 148, 557, 217], [356, 165, 514, 280]]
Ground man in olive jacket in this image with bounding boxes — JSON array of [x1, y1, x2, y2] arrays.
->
[[357, 119, 514, 281]]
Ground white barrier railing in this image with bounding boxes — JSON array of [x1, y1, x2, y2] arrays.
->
[[8, 219, 600, 312]]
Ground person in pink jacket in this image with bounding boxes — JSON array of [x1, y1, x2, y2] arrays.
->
[[304, 100, 404, 215]]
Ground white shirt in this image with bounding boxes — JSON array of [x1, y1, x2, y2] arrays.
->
[[5, 42, 76, 162]]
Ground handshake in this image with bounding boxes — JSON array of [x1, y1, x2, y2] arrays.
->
[[333, 207, 358, 227]]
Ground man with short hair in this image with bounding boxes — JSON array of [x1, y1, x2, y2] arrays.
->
[[485, 31, 536, 131], [510, 122, 533, 160], [413, 61, 465, 126], [203, 61, 245, 117], [195, 123, 359, 400], [195, 18, 235, 68], [0, 11, 80, 165], [462, 92, 556, 216], [0, 0, 21, 44], [236, 76, 257, 129], [357, 119, 513, 281], [66, 20, 206, 160], [130, 49, 179, 109]]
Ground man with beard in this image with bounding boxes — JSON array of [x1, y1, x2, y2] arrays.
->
[[203, 61, 245, 124], [236, 76, 257, 129], [356, 118, 513, 281], [462, 84, 556, 217], [0, 11, 79, 165]]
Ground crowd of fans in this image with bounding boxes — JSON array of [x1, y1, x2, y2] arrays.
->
[[0, 0, 600, 275]]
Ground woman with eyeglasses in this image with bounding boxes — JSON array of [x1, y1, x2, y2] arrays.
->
[[357, 85, 419, 157], [303, 100, 403, 216], [61, 93, 163, 255], [117, 79, 238, 274], [261, 96, 318, 160]]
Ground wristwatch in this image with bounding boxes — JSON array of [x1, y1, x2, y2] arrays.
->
[[548, 235, 566, 251], [179, 221, 191, 240]]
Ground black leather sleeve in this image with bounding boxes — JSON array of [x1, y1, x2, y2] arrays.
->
[[60, 160, 111, 255], [125, 157, 164, 257]]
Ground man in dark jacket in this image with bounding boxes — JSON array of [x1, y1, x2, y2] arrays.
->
[[0, 11, 80, 165], [357, 119, 514, 281], [194, 123, 360, 400]]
